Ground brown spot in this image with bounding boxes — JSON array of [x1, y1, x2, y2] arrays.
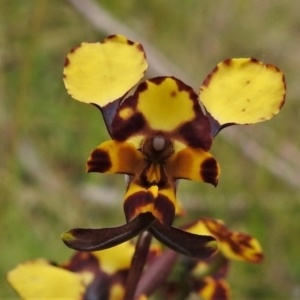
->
[[200, 157, 219, 186], [136, 43, 146, 60], [178, 115, 212, 152], [173, 76, 194, 93], [106, 34, 117, 41], [64, 57, 70, 67], [65, 251, 112, 299], [170, 91, 176, 97], [202, 66, 219, 87], [202, 219, 263, 263], [246, 80, 250, 84], [250, 57, 259, 64], [111, 93, 146, 141], [136, 81, 148, 93], [211, 280, 229, 300], [242, 108, 246, 112], [70, 45, 80, 54], [154, 194, 175, 226], [149, 76, 166, 85], [87, 149, 112, 173], [223, 58, 232, 66], [113, 112, 146, 141], [124, 191, 155, 222]]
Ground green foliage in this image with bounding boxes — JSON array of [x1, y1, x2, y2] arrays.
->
[[1, 0, 299, 298]]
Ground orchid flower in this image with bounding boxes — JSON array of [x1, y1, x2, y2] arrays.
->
[[61, 34, 285, 258]]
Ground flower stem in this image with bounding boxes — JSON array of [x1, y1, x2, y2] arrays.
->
[[123, 231, 152, 300]]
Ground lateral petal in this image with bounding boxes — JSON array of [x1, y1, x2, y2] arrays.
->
[[165, 147, 220, 186], [63, 34, 147, 107], [200, 58, 286, 135], [87, 140, 144, 174]]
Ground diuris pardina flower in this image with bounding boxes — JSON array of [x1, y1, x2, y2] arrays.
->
[[61, 35, 285, 258]]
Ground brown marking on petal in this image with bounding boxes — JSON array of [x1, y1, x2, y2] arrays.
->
[[154, 194, 175, 226], [178, 116, 212, 151], [64, 252, 112, 300], [201, 66, 219, 88], [136, 80, 148, 93], [124, 191, 155, 222], [87, 149, 112, 173], [211, 280, 229, 300], [105, 34, 117, 40], [127, 40, 134, 45], [70, 45, 81, 54], [113, 112, 146, 141], [202, 218, 263, 263], [170, 91, 176, 97], [112, 91, 147, 140], [200, 157, 219, 186], [136, 43, 147, 62], [149, 76, 166, 85], [250, 57, 259, 64], [65, 251, 98, 273], [64, 57, 70, 67], [279, 73, 287, 109], [223, 58, 232, 66]]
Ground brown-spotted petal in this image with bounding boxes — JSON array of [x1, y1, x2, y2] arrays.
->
[[87, 140, 144, 174], [200, 58, 286, 136], [201, 218, 264, 263], [149, 220, 217, 259], [61, 212, 156, 251], [165, 147, 220, 186]]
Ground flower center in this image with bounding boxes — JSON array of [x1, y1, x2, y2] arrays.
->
[[142, 134, 174, 164], [140, 134, 174, 186]]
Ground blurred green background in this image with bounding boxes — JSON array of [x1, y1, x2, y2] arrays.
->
[[1, 0, 300, 299]]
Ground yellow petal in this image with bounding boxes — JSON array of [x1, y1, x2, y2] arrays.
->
[[63, 34, 147, 106], [165, 147, 220, 186], [92, 241, 135, 275], [200, 58, 286, 125], [137, 77, 197, 131], [87, 140, 145, 174], [7, 259, 85, 300]]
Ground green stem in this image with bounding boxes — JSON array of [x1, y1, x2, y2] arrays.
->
[[123, 231, 152, 300]]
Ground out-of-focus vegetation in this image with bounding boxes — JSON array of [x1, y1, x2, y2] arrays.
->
[[1, 0, 300, 298]]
